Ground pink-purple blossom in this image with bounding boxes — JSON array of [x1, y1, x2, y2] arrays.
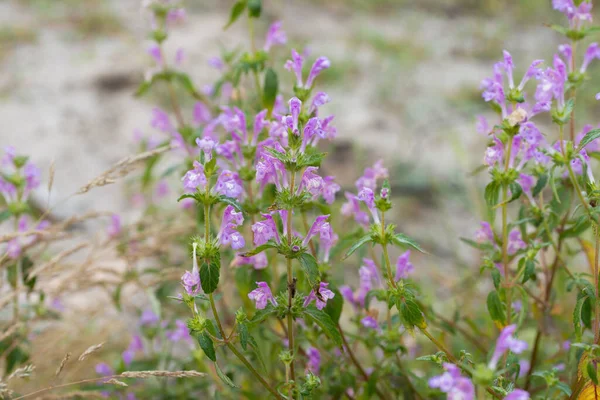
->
[[428, 363, 474, 400], [264, 21, 287, 51], [248, 282, 278, 309], [395, 251, 414, 280], [252, 213, 280, 245], [489, 324, 528, 369], [303, 282, 335, 310]]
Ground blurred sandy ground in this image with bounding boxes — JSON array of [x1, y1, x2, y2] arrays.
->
[[2, 0, 600, 318]]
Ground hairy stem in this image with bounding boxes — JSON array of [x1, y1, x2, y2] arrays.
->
[[286, 171, 296, 393]]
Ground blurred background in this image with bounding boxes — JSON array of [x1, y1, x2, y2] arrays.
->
[[2, 0, 600, 392]]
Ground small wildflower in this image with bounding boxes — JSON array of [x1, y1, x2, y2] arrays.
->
[[303, 282, 335, 310], [248, 282, 278, 309]]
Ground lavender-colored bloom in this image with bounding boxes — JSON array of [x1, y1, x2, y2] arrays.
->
[[358, 188, 380, 224], [306, 57, 331, 88], [285, 49, 305, 87], [322, 176, 341, 204], [288, 97, 302, 135], [520, 122, 544, 146], [107, 214, 121, 238], [264, 21, 287, 51], [563, 340, 571, 351], [361, 316, 379, 329], [507, 229, 527, 255], [306, 347, 321, 373], [504, 389, 530, 400], [476, 115, 489, 135], [310, 91, 331, 115], [23, 162, 40, 192], [196, 136, 217, 161], [167, 7, 186, 23], [214, 170, 243, 199], [581, 43, 600, 73], [489, 324, 528, 369], [252, 109, 269, 145], [248, 282, 278, 309], [147, 44, 162, 65], [95, 362, 113, 377], [166, 319, 192, 343], [298, 166, 324, 196], [395, 251, 414, 280], [252, 213, 280, 245], [193, 102, 211, 125], [140, 309, 160, 326], [232, 252, 268, 270], [518, 173, 535, 194], [151, 107, 173, 133], [207, 56, 224, 70], [219, 224, 245, 249], [341, 191, 370, 227], [485, 136, 504, 167], [303, 282, 335, 310], [181, 243, 201, 295], [182, 161, 207, 193], [475, 221, 494, 243], [339, 285, 357, 306], [303, 215, 332, 248], [429, 363, 475, 400]]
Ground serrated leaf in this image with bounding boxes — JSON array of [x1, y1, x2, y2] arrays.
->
[[574, 295, 587, 340], [298, 252, 320, 285], [248, 304, 277, 326], [224, 1, 247, 29], [343, 233, 373, 259], [324, 284, 343, 323], [177, 193, 198, 202], [485, 181, 500, 208], [262, 68, 278, 113], [219, 195, 244, 213], [578, 129, 600, 152], [487, 290, 505, 324], [215, 363, 236, 388], [200, 259, 220, 294], [491, 268, 501, 290], [588, 362, 599, 385], [398, 298, 427, 329], [302, 306, 342, 346], [555, 381, 572, 397], [391, 233, 425, 253], [240, 240, 278, 257], [197, 332, 216, 362], [522, 259, 536, 284], [238, 323, 250, 351]]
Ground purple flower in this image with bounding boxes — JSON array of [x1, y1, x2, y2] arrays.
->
[[298, 166, 324, 197], [181, 243, 201, 295], [193, 101, 211, 125], [284, 49, 305, 87], [264, 21, 287, 51], [196, 137, 217, 161], [219, 224, 245, 250], [95, 362, 113, 377], [361, 316, 379, 329], [147, 44, 163, 65], [341, 191, 370, 227], [252, 213, 280, 245], [166, 320, 192, 343], [504, 389, 530, 400], [208, 56, 224, 70], [140, 309, 160, 326], [167, 7, 186, 23], [475, 222, 494, 243], [232, 253, 268, 270], [107, 214, 121, 238], [563, 340, 571, 351], [182, 161, 207, 193], [23, 162, 40, 192], [306, 347, 321, 373], [303, 282, 335, 310], [395, 251, 414, 280], [581, 42, 600, 73], [303, 215, 332, 249], [485, 136, 504, 167], [355, 160, 389, 191], [322, 176, 340, 204], [553, 0, 592, 28], [288, 97, 302, 135], [507, 229, 527, 255], [150, 107, 173, 133], [476, 115, 489, 135], [253, 110, 269, 145], [358, 188, 380, 224], [489, 324, 528, 369], [310, 91, 331, 115], [429, 363, 475, 400], [248, 282, 278, 309], [306, 57, 331, 88], [214, 170, 243, 199]]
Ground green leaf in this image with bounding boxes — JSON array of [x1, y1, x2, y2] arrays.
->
[[343, 233, 373, 259], [491, 268, 501, 290], [579, 129, 600, 152], [197, 332, 216, 362], [324, 284, 343, 324], [507, 182, 522, 204], [224, 1, 246, 29], [486, 290, 505, 324], [302, 306, 342, 346], [262, 68, 278, 113], [589, 361, 599, 385], [173, 72, 198, 98], [240, 240, 278, 257], [555, 381, 572, 397], [248, 304, 277, 326], [177, 193, 197, 202], [522, 259, 536, 284], [484, 181, 500, 208], [531, 173, 548, 197], [215, 363, 237, 388], [200, 259, 221, 294], [218, 195, 244, 213], [238, 323, 250, 351], [0, 209, 11, 223], [298, 253, 320, 285], [460, 237, 494, 250], [391, 233, 425, 253], [573, 295, 587, 340], [247, 0, 261, 18], [398, 298, 427, 330], [560, 215, 591, 239], [549, 166, 561, 203], [135, 80, 152, 97]]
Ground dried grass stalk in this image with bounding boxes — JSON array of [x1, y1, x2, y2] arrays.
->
[[7, 364, 35, 380], [29, 243, 89, 278], [55, 352, 71, 378], [105, 378, 128, 387], [120, 370, 205, 379], [76, 145, 173, 194], [78, 342, 105, 361], [0, 323, 20, 342]]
